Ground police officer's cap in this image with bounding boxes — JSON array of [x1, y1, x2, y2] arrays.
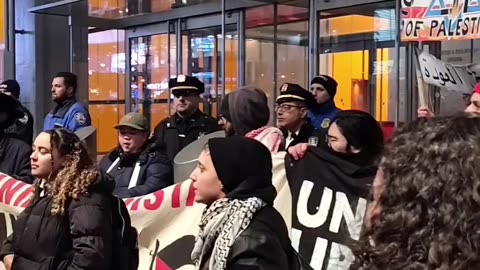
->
[[276, 83, 316, 109], [169, 75, 205, 95]]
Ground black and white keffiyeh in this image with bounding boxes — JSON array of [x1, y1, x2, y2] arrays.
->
[[191, 197, 266, 270]]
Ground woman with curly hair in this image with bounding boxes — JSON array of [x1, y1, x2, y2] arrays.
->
[[352, 114, 480, 270], [0, 128, 114, 270]]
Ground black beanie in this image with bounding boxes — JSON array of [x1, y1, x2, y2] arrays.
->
[[311, 75, 338, 98], [208, 136, 275, 204]]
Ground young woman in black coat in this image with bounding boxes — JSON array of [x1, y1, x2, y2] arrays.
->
[[0, 129, 114, 270], [189, 136, 307, 270]]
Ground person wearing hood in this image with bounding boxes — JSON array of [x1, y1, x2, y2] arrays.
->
[[309, 75, 340, 131], [0, 80, 34, 145], [276, 83, 322, 149], [0, 128, 114, 270], [0, 93, 33, 183], [100, 112, 172, 198], [218, 86, 284, 153], [189, 136, 307, 270]]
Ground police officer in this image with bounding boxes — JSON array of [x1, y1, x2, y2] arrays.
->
[[153, 74, 219, 162], [309, 75, 341, 131], [276, 83, 321, 149], [43, 72, 91, 132], [0, 80, 34, 145]]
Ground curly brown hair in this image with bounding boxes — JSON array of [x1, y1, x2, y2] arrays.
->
[[351, 113, 480, 270], [32, 129, 97, 215]]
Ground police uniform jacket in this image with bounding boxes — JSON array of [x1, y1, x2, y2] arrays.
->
[[43, 98, 91, 132], [5, 104, 34, 145], [153, 110, 219, 161]]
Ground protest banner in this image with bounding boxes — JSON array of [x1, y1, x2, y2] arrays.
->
[[402, 0, 480, 41], [416, 49, 479, 94], [0, 152, 292, 270]]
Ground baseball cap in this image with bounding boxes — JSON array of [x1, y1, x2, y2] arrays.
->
[[114, 112, 148, 131]]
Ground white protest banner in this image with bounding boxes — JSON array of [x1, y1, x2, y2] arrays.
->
[[0, 152, 291, 270], [416, 49, 478, 94]]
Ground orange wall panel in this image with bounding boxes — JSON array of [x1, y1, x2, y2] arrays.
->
[[89, 104, 125, 154]]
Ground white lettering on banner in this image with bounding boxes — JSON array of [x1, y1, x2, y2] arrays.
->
[[297, 181, 332, 228], [329, 192, 366, 241], [311, 237, 328, 270], [417, 49, 478, 94], [291, 227, 302, 251], [327, 242, 354, 270]]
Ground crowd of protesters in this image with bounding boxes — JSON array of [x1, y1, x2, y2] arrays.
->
[[0, 71, 478, 270]]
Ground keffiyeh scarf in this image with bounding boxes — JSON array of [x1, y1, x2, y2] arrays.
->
[[191, 197, 266, 270]]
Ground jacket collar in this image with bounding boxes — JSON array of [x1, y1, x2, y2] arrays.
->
[[312, 99, 337, 115], [51, 98, 76, 118]]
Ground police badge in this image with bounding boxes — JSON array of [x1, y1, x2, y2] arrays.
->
[[177, 74, 186, 82], [321, 118, 331, 129]]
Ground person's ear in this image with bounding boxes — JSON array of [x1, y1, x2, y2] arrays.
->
[[67, 86, 75, 97]]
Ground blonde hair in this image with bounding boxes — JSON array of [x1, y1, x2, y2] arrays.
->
[[32, 129, 97, 215]]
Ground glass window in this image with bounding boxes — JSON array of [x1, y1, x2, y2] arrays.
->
[[88, 29, 125, 153], [319, 2, 405, 123], [246, 4, 308, 124], [130, 29, 179, 129]]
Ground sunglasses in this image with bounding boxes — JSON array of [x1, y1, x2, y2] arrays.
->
[[172, 90, 197, 98]]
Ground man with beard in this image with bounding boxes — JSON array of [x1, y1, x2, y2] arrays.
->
[[0, 93, 33, 183], [43, 72, 91, 132], [153, 75, 219, 162], [100, 112, 172, 198], [0, 80, 34, 145]]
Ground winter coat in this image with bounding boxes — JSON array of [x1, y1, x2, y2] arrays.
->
[[153, 110, 219, 162], [307, 100, 340, 131], [0, 174, 115, 270], [5, 103, 34, 146], [283, 123, 323, 149], [43, 98, 91, 132], [0, 135, 33, 183], [100, 142, 173, 198]]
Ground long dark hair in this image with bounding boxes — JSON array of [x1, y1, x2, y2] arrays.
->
[[332, 110, 384, 163], [352, 114, 480, 269], [32, 129, 96, 215]]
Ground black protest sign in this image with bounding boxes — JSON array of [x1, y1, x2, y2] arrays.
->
[[286, 147, 376, 270]]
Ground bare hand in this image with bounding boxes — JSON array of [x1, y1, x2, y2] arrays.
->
[[417, 106, 434, 118], [288, 143, 308, 160], [3, 254, 13, 270]]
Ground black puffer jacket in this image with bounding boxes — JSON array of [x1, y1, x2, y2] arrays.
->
[[100, 142, 173, 198], [0, 134, 33, 184], [0, 174, 115, 270]]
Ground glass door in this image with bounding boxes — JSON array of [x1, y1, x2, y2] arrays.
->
[[129, 23, 176, 130], [181, 23, 238, 117]]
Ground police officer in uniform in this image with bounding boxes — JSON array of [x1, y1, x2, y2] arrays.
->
[[276, 83, 321, 149], [0, 80, 34, 145], [309, 75, 341, 131], [43, 72, 91, 132], [153, 75, 219, 162]]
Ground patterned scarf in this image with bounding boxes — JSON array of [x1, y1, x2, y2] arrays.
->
[[191, 197, 266, 270]]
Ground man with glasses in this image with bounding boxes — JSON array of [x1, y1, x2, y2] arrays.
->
[[309, 75, 340, 131], [276, 83, 321, 149], [153, 74, 219, 162]]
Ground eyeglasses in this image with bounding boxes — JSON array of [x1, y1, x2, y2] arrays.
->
[[274, 104, 304, 112]]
